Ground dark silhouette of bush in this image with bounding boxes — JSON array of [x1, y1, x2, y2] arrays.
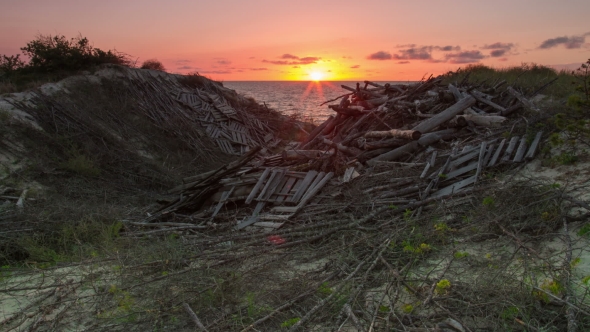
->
[[140, 59, 166, 71], [0, 34, 130, 76], [0, 34, 132, 91], [0, 54, 25, 75]]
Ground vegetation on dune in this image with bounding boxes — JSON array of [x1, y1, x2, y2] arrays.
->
[[140, 58, 166, 71], [0, 34, 132, 93], [440, 62, 575, 98]]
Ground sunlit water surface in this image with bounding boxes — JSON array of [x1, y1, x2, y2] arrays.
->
[[223, 81, 409, 123]]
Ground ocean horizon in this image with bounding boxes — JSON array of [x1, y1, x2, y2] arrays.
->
[[223, 81, 413, 122]]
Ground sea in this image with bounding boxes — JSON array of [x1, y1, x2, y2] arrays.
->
[[223, 81, 410, 123]]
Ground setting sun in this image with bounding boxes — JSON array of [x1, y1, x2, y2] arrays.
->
[[309, 71, 324, 81]]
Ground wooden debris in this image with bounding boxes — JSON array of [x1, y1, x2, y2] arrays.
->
[[143, 72, 547, 233]]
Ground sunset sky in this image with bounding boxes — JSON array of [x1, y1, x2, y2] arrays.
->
[[1, 0, 589, 81]]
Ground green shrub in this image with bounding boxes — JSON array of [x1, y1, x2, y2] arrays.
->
[[61, 154, 101, 177]]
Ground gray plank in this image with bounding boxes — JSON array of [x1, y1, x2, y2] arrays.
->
[[525, 131, 543, 160], [450, 150, 479, 168], [211, 186, 235, 217], [431, 175, 477, 198], [474, 141, 488, 181], [274, 176, 298, 203], [501, 136, 520, 162], [482, 143, 495, 166], [445, 162, 478, 180], [268, 176, 290, 202], [288, 171, 319, 203], [245, 168, 271, 204], [235, 202, 266, 230], [513, 137, 528, 163], [488, 139, 506, 167], [297, 172, 325, 203]]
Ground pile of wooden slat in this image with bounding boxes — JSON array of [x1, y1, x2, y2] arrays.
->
[[121, 68, 277, 156], [142, 74, 548, 232]]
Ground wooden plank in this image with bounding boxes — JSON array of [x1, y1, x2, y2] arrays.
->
[[257, 169, 286, 200], [501, 136, 520, 162], [268, 176, 290, 202], [488, 139, 506, 167], [430, 151, 437, 167], [288, 171, 319, 203], [271, 206, 298, 213], [211, 186, 235, 217], [482, 143, 495, 166], [253, 221, 285, 228], [450, 150, 479, 168], [445, 162, 478, 180], [342, 167, 356, 183], [431, 175, 477, 198], [513, 137, 528, 163], [525, 131, 543, 160], [474, 142, 487, 183], [294, 172, 335, 213], [245, 168, 271, 204], [420, 163, 431, 179], [256, 170, 279, 200], [274, 177, 297, 203], [298, 172, 326, 202], [235, 202, 266, 230]]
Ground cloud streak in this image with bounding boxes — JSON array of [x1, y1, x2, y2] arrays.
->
[[391, 45, 461, 62], [444, 50, 486, 64], [367, 51, 392, 60], [262, 54, 321, 65], [539, 33, 588, 49]]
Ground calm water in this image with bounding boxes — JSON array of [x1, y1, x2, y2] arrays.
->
[[223, 81, 409, 123]]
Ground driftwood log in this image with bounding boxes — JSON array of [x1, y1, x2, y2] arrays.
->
[[283, 149, 335, 160], [412, 96, 476, 134], [367, 129, 457, 165], [364, 129, 421, 140]]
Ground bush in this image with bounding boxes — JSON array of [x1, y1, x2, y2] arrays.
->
[[0, 34, 131, 91], [140, 59, 166, 71], [20, 34, 130, 72]]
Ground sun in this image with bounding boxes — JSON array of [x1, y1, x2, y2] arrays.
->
[[309, 71, 324, 81]]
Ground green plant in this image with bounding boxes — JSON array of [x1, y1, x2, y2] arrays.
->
[[434, 222, 450, 233], [500, 306, 520, 320], [578, 223, 590, 237], [281, 317, 301, 328], [453, 251, 469, 259], [401, 303, 414, 313], [61, 154, 101, 177], [402, 241, 431, 255], [403, 209, 413, 220], [435, 279, 451, 295], [553, 151, 579, 165], [537, 279, 562, 303], [317, 282, 333, 295], [482, 196, 495, 207]]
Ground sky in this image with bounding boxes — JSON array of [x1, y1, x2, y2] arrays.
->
[[1, 0, 589, 81]]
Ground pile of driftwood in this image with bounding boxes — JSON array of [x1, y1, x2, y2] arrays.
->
[[142, 75, 546, 232], [285, 77, 540, 167]]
